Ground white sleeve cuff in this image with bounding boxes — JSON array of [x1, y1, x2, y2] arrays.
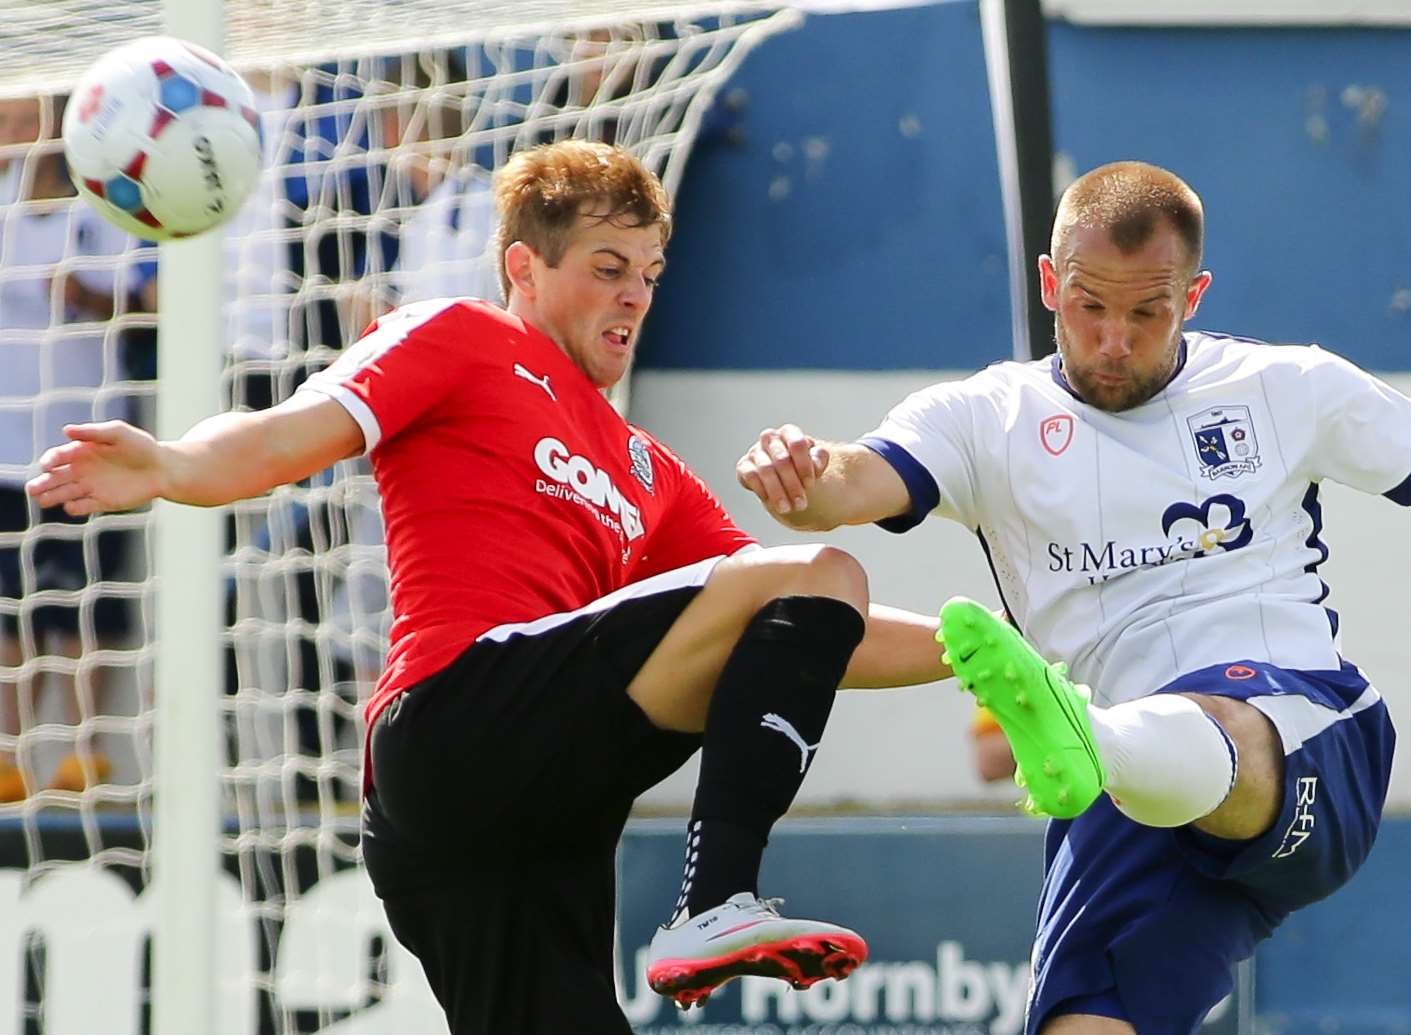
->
[[297, 382, 381, 454]]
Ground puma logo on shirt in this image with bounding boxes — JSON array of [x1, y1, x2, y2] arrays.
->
[[513, 362, 556, 401]]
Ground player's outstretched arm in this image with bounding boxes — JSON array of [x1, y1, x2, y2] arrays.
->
[[843, 603, 953, 689], [25, 393, 364, 516], [736, 424, 911, 532]]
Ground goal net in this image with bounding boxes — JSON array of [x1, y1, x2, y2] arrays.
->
[[0, 3, 798, 1031]]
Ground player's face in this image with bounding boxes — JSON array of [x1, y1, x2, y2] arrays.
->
[[531, 209, 665, 389], [1041, 222, 1211, 412]]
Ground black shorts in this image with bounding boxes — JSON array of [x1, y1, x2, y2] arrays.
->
[[0, 486, 131, 640], [361, 562, 718, 1035]]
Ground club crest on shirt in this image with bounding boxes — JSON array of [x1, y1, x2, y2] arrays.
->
[[627, 435, 655, 494], [1187, 405, 1261, 480]]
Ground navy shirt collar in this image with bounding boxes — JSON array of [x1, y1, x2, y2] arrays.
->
[[1049, 334, 1190, 406]]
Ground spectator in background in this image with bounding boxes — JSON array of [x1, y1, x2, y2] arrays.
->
[[223, 69, 303, 408], [968, 611, 1017, 784], [970, 704, 1018, 784], [330, 52, 485, 331], [0, 98, 43, 205], [385, 158, 498, 307], [0, 95, 139, 801]]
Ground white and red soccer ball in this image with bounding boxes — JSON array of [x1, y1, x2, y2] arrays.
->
[[62, 36, 262, 240]]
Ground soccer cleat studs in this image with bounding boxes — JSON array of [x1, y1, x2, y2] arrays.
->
[[937, 596, 1106, 819]]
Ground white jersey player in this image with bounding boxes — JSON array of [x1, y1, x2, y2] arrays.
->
[[738, 161, 1406, 1035], [863, 330, 1411, 706]]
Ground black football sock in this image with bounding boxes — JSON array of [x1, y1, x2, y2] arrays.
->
[[671, 595, 865, 921]]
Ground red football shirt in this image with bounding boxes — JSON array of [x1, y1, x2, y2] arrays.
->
[[300, 299, 755, 784]]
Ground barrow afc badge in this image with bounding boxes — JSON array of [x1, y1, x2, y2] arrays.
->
[[1187, 405, 1261, 480]]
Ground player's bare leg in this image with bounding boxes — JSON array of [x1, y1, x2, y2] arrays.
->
[[1182, 693, 1283, 840], [1041, 1014, 1137, 1034], [630, 544, 871, 1006], [627, 544, 867, 730]]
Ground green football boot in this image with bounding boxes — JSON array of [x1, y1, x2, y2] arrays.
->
[[937, 597, 1106, 819]]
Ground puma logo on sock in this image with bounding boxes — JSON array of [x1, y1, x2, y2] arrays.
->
[[760, 712, 820, 774]]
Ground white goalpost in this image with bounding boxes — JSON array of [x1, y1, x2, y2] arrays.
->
[[0, 2, 801, 1032], [151, 4, 226, 1034]]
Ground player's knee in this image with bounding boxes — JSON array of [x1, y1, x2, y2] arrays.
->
[[773, 543, 868, 609], [713, 543, 869, 613], [1185, 693, 1285, 839], [1188, 694, 1282, 775]]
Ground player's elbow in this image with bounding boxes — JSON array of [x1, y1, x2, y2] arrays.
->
[[775, 509, 842, 534]]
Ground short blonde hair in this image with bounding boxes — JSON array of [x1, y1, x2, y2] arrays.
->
[[1051, 161, 1204, 277], [493, 140, 671, 300]]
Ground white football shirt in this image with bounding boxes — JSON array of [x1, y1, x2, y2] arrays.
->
[[862, 331, 1411, 704]]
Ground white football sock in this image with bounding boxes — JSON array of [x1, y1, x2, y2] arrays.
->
[[1086, 693, 1238, 828]]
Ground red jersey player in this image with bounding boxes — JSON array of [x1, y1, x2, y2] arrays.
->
[[26, 140, 952, 1033]]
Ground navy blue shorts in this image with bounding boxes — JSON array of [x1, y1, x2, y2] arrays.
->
[[1029, 659, 1394, 1035]]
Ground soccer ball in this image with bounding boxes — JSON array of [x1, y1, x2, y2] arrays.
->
[[62, 36, 262, 241]]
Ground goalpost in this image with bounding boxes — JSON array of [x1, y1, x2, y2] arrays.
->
[[0, 3, 802, 1032]]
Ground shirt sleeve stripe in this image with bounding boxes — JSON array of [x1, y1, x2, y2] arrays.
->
[[1385, 471, 1411, 506], [297, 382, 381, 453], [857, 435, 940, 534]]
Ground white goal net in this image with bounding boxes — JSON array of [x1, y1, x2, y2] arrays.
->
[[0, 3, 799, 1031]]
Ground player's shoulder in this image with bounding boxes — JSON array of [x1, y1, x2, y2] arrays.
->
[[1184, 330, 1355, 379], [985, 355, 1056, 385], [329, 298, 516, 380], [373, 297, 524, 350], [922, 355, 1055, 403], [423, 296, 515, 333], [876, 358, 1056, 432]]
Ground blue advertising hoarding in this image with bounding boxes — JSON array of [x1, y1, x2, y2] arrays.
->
[[618, 818, 1250, 1034]]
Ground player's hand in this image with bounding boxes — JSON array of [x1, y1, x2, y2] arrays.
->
[[736, 424, 830, 515], [25, 421, 166, 516]]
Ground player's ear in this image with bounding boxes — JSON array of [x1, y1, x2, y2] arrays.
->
[[505, 241, 536, 301], [1184, 270, 1213, 319], [1037, 255, 1059, 312]]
